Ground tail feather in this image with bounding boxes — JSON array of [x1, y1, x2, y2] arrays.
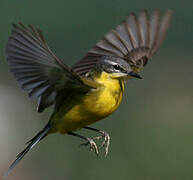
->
[[3, 122, 51, 179]]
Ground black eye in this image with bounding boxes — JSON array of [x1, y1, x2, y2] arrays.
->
[[114, 64, 120, 70]]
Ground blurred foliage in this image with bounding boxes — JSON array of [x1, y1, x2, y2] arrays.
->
[[0, 0, 193, 180]]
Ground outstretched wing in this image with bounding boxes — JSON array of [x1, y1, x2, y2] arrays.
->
[[73, 9, 172, 76], [6, 23, 92, 112]]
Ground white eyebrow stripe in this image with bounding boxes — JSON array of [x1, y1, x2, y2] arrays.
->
[[103, 59, 118, 66], [109, 61, 118, 66]]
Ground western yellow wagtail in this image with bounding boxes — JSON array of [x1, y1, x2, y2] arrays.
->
[[3, 9, 172, 178]]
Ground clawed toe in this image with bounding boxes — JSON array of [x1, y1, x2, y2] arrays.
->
[[93, 131, 110, 156], [80, 138, 99, 155], [99, 131, 110, 156], [78, 129, 110, 156]]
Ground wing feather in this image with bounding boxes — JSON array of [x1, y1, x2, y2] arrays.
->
[[150, 9, 172, 55], [138, 9, 150, 47], [6, 23, 92, 112], [126, 13, 141, 48], [73, 9, 172, 76], [149, 9, 161, 49], [104, 31, 128, 55], [116, 23, 133, 51]]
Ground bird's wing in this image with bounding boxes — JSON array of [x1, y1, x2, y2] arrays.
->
[[6, 23, 96, 112], [72, 9, 172, 76]]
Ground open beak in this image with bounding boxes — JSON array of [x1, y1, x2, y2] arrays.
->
[[128, 71, 142, 79]]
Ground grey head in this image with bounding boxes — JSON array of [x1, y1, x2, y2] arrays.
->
[[96, 56, 142, 79]]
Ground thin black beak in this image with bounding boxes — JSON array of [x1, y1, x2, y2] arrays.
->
[[128, 71, 143, 79]]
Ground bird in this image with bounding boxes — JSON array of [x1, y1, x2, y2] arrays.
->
[[3, 9, 172, 178]]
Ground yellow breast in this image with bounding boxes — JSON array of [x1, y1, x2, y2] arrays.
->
[[51, 71, 124, 134], [83, 71, 124, 117]]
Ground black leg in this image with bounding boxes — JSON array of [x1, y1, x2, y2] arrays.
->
[[84, 126, 110, 156], [67, 132, 99, 155], [84, 126, 101, 132], [68, 132, 87, 141]]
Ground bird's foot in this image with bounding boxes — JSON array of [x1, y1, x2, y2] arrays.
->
[[80, 138, 99, 155], [93, 131, 110, 156]]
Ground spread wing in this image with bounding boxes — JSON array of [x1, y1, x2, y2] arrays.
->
[[6, 23, 94, 112], [73, 9, 172, 76]]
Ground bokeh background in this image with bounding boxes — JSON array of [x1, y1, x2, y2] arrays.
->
[[0, 0, 193, 180]]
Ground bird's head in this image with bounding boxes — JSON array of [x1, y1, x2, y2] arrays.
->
[[96, 56, 142, 80]]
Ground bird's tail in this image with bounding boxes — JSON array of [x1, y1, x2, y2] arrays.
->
[[3, 122, 52, 178]]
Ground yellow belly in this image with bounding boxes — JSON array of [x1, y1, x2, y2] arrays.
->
[[50, 72, 124, 134]]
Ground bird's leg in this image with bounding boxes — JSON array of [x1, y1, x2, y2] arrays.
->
[[84, 126, 110, 156], [67, 132, 99, 155]]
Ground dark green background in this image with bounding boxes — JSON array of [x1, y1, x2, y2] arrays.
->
[[0, 0, 193, 180]]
